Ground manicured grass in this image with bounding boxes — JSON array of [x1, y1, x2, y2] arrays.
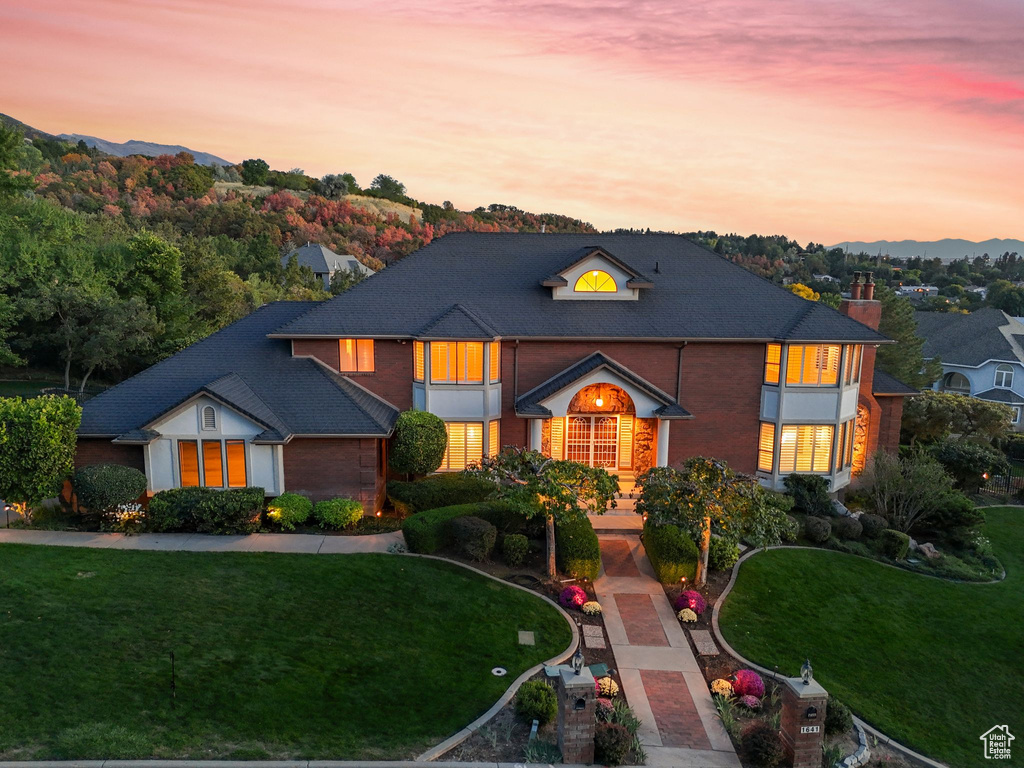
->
[[0, 546, 571, 760], [719, 508, 1023, 768]]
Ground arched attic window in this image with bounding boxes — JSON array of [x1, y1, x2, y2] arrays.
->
[[202, 405, 217, 431], [574, 270, 617, 293], [941, 372, 971, 395]]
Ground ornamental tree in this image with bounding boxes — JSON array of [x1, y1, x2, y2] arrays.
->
[[468, 447, 617, 579], [929, 438, 1008, 493], [902, 391, 1012, 446], [387, 410, 448, 477], [0, 396, 82, 517]]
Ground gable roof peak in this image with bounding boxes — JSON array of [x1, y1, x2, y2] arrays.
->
[[417, 303, 499, 340]]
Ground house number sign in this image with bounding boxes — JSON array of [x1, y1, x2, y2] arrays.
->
[[801, 726, 821, 734]]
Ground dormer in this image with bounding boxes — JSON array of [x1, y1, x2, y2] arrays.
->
[[540, 246, 653, 301]]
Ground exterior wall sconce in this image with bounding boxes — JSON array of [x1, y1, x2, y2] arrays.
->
[[801, 658, 813, 685], [595, 397, 604, 407]]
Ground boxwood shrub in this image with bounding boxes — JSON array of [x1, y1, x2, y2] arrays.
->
[[146, 487, 264, 534], [831, 516, 863, 541], [450, 516, 497, 561], [880, 529, 911, 560], [555, 517, 601, 580], [73, 464, 148, 512], [386, 473, 496, 515], [401, 500, 524, 553], [708, 536, 740, 571], [858, 513, 888, 539], [313, 498, 364, 529], [503, 533, 529, 567], [266, 492, 313, 530], [643, 521, 699, 584], [515, 680, 557, 725], [803, 516, 832, 544], [784, 474, 833, 517]]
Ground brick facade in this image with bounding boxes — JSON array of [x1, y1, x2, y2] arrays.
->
[[282, 437, 384, 511], [75, 439, 145, 472], [292, 337, 414, 411]]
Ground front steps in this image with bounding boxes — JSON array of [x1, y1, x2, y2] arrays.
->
[[590, 474, 642, 532]]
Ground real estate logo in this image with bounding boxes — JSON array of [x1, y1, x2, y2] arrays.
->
[[980, 725, 1014, 760]]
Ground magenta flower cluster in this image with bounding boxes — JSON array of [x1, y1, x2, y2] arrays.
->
[[559, 585, 587, 608], [733, 669, 765, 698], [673, 589, 707, 616], [739, 694, 761, 710]]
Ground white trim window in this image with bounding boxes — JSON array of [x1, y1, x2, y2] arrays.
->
[[786, 345, 841, 387], [778, 424, 834, 473], [995, 364, 1014, 389], [177, 438, 248, 488], [439, 422, 483, 470], [1013, 407, 1021, 425]]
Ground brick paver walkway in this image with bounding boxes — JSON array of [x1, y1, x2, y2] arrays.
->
[[596, 534, 739, 767]]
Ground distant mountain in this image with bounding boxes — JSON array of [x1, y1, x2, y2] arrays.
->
[[831, 238, 1024, 262], [58, 133, 232, 166]]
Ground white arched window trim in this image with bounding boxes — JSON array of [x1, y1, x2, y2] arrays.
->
[[201, 405, 217, 430], [941, 372, 971, 395], [994, 364, 1014, 389]]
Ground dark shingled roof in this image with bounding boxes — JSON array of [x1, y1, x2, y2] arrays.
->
[[974, 387, 1024, 405], [80, 302, 399, 439], [872, 370, 918, 396], [515, 352, 692, 419], [273, 233, 889, 342], [915, 308, 1024, 367], [417, 304, 498, 339], [283, 243, 374, 276]]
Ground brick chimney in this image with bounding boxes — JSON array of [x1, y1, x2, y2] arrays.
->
[[839, 275, 884, 479]]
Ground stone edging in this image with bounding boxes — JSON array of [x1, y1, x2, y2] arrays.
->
[[0, 762, 593, 768], [410, 553, 579, 762], [710, 546, 950, 768]]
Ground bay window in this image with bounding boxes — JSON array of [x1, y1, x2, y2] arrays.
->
[[843, 345, 862, 385], [786, 344, 841, 386], [440, 422, 483, 471], [339, 339, 374, 372], [489, 341, 501, 383], [764, 344, 781, 384], [778, 424, 834, 473], [757, 422, 775, 472], [835, 420, 855, 471], [488, 419, 500, 457], [414, 341, 425, 382], [431, 341, 484, 384]]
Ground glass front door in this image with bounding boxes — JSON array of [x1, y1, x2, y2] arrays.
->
[[565, 415, 618, 468]]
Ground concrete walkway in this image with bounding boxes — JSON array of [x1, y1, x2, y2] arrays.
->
[[596, 534, 740, 768], [0, 528, 403, 553]]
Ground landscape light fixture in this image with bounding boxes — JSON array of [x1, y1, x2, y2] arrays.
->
[[801, 658, 813, 685], [571, 644, 585, 675]]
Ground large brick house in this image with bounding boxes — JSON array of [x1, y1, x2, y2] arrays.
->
[[77, 233, 913, 511]]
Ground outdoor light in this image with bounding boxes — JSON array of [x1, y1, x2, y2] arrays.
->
[[571, 644, 585, 675], [801, 658, 813, 685], [595, 397, 604, 407]]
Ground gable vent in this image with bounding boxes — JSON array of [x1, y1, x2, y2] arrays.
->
[[202, 406, 217, 431]]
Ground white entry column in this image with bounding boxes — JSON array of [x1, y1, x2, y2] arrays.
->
[[530, 418, 544, 452], [655, 419, 670, 467]]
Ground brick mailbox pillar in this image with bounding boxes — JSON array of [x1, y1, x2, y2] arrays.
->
[[556, 667, 596, 764], [779, 675, 829, 768]]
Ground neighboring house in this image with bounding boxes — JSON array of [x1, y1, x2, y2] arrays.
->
[[812, 274, 838, 283], [916, 307, 1024, 429], [78, 233, 911, 512], [282, 242, 374, 290], [896, 285, 939, 299]]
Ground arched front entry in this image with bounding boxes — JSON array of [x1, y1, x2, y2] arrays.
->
[[548, 383, 646, 471]]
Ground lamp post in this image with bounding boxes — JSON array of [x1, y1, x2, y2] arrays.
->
[[800, 658, 813, 686], [571, 643, 585, 676]]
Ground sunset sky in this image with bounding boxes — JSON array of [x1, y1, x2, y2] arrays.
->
[[2, 0, 1023, 243]]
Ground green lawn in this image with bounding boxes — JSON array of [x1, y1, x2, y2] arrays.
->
[[719, 507, 1023, 768], [0, 546, 570, 760]]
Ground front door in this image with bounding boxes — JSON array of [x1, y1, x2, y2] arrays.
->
[[566, 415, 618, 468]]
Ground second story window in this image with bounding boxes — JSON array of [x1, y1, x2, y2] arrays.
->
[[786, 344, 841, 386], [995, 364, 1014, 389], [764, 344, 781, 384], [339, 339, 374, 373], [414, 341, 425, 382], [431, 341, 483, 384], [489, 341, 501, 383], [843, 345, 862, 385]]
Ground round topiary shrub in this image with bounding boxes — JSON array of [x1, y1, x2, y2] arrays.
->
[[266, 492, 312, 530], [502, 532, 529, 566], [831, 516, 863, 540], [449, 515, 497, 561], [825, 698, 853, 736], [515, 680, 557, 725], [880, 528, 911, 560], [674, 589, 708, 615], [387, 410, 448, 476], [804, 516, 832, 543], [741, 721, 784, 767], [312, 498, 363, 529], [73, 464, 148, 513], [594, 722, 632, 766], [733, 669, 765, 698], [559, 585, 587, 608], [708, 537, 740, 570], [859, 513, 888, 539]]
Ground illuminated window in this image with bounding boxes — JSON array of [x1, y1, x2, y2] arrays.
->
[[550, 417, 565, 460], [430, 342, 484, 384], [786, 345, 841, 386], [339, 339, 374, 372], [758, 422, 775, 472], [440, 422, 483, 471], [842, 345, 863, 385], [488, 419, 500, 457], [202, 440, 224, 487], [414, 341, 425, 382], [179, 440, 200, 487], [778, 424, 834, 474], [226, 440, 247, 488], [764, 344, 781, 385], [995, 364, 1014, 389], [574, 270, 617, 293], [489, 341, 501, 383]]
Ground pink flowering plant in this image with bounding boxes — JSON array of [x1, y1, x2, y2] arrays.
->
[[739, 694, 761, 710], [733, 669, 765, 698], [673, 589, 707, 615], [559, 585, 587, 608]]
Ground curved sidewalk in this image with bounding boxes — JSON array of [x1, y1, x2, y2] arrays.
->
[[0, 528, 403, 553]]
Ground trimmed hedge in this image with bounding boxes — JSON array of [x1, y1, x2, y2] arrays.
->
[[313, 498, 364, 529], [266, 493, 312, 530], [72, 464, 148, 513], [880, 529, 911, 560], [146, 487, 264, 534], [387, 474, 496, 515], [643, 521, 699, 584], [555, 517, 601, 581], [401, 500, 524, 554]]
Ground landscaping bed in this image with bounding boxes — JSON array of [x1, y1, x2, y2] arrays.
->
[[0, 545, 571, 760]]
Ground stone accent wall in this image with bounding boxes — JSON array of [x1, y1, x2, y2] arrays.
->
[[633, 418, 655, 474], [568, 383, 635, 414]]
